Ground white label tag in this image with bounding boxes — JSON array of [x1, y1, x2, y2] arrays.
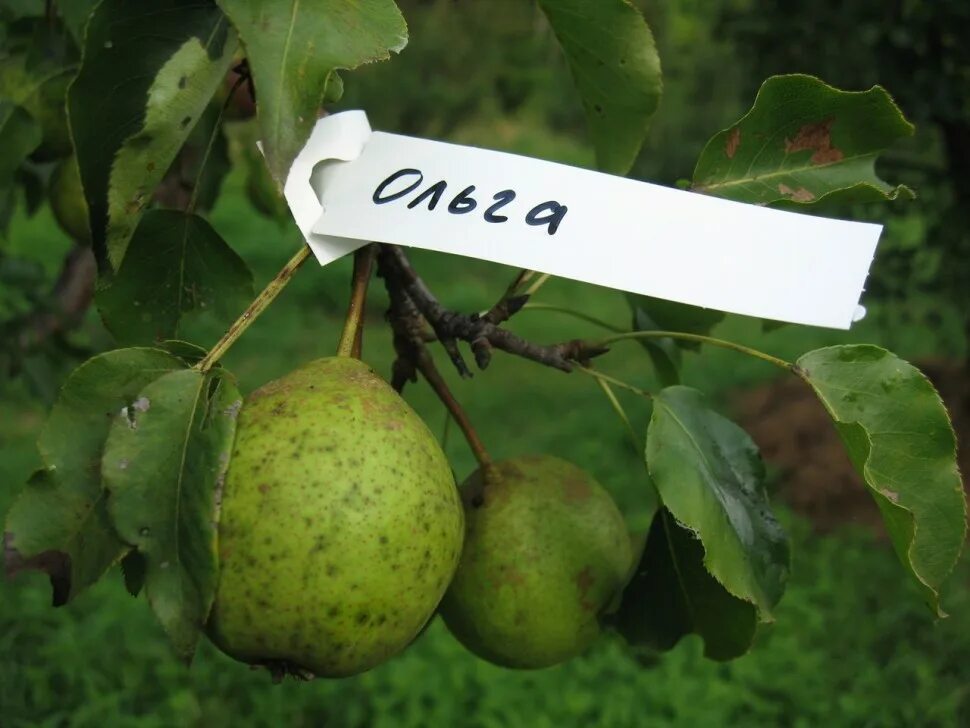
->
[[284, 111, 880, 329]]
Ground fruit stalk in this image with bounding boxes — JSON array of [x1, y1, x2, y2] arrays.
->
[[415, 351, 493, 469], [336, 244, 378, 358], [197, 245, 312, 373], [381, 245, 606, 373], [377, 246, 493, 469], [595, 330, 793, 370]]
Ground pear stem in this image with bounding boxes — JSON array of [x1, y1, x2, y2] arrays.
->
[[521, 303, 626, 333], [415, 351, 493, 469], [595, 330, 793, 371], [337, 244, 377, 358], [575, 366, 653, 398], [197, 244, 312, 373]]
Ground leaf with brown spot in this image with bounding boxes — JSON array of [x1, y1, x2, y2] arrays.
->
[[784, 118, 843, 164], [725, 127, 740, 159], [693, 74, 914, 206], [777, 183, 815, 203]]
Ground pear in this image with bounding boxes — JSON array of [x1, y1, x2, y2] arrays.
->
[[440, 455, 632, 669], [207, 357, 464, 678], [49, 155, 91, 244]]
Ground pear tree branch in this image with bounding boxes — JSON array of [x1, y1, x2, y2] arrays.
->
[[380, 244, 608, 376]]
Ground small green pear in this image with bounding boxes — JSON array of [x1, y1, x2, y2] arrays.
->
[[207, 357, 464, 678], [49, 155, 90, 244], [440, 455, 632, 669]]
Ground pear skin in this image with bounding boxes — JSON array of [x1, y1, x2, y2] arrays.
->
[[208, 357, 464, 677], [441, 455, 631, 668]]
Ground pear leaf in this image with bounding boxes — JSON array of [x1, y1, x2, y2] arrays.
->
[[647, 386, 790, 619], [693, 74, 914, 206], [103, 368, 241, 661], [216, 0, 407, 183], [96, 210, 253, 346], [614, 509, 758, 661], [4, 348, 184, 603], [69, 0, 239, 272], [538, 0, 662, 175], [796, 345, 966, 616]]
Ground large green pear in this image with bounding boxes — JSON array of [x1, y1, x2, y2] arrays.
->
[[440, 455, 632, 669], [207, 357, 464, 678]]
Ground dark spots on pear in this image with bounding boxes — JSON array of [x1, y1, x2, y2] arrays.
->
[[177, 75, 187, 89], [258, 483, 271, 494], [180, 115, 192, 128], [562, 474, 593, 502], [210, 357, 464, 676], [356, 611, 369, 625]]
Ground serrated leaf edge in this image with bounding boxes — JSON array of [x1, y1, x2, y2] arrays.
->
[[795, 345, 967, 618]]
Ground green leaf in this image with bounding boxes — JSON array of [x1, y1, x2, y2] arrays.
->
[[627, 294, 726, 387], [4, 348, 184, 603], [647, 386, 790, 618], [0, 99, 41, 236], [158, 339, 211, 366], [238, 122, 289, 222], [95, 210, 254, 346], [0, 100, 41, 181], [103, 368, 241, 661], [183, 102, 231, 212], [56, 0, 100, 46], [0, 1, 44, 21], [538, 0, 662, 175], [68, 0, 239, 272], [614, 509, 757, 661], [692, 74, 914, 206], [795, 345, 967, 616], [217, 0, 407, 182], [0, 22, 77, 161]]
